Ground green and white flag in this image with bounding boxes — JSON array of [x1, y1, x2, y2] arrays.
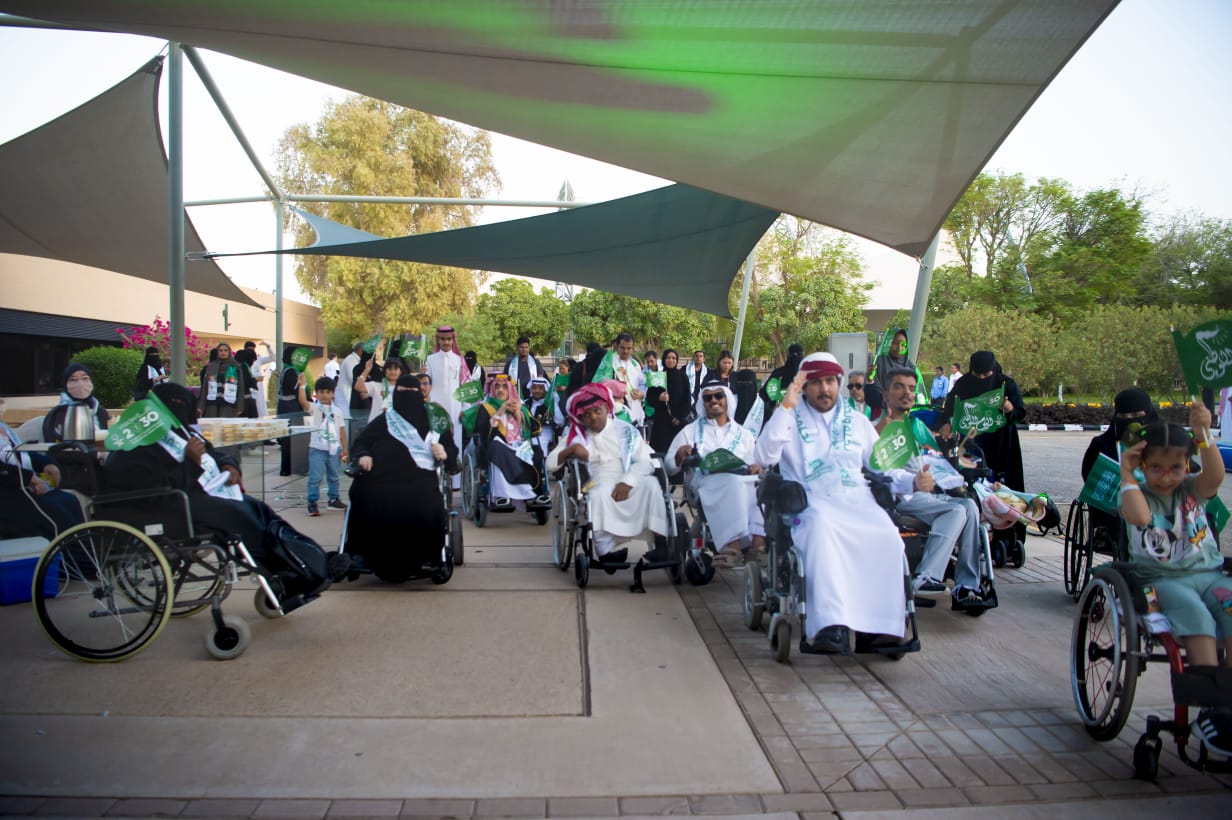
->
[[426, 402, 453, 436], [954, 386, 1007, 435], [1207, 496, 1230, 535], [1078, 453, 1122, 516], [105, 393, 183, 451], [1171, 318, 1232, 394], [453, 380, 484, 404], [592, 349, 617, 383], [646, 370, 667, 389], [764, 377, 782, 402], [907, 411, 939, 450], [699, 447, 747, 475], [290, 347, 312, 373], [403, 336, 424, 359], [361, 333, 382, 354], [871, 420, 919, 471]]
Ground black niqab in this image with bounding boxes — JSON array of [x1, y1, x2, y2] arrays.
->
[[153, 382, 197, 428], [391, 374, 430, 438]]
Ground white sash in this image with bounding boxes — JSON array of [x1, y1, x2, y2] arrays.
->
[[314, 401, 341, 455], [156, 429, 242, 500], [794, 401, 861, 495], [696, 415, 744, 457], [744, 395, 765, 433], [385, 407, 439, 470]]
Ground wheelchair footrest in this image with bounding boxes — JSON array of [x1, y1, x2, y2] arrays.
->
[[914, 597, 938, 608], [278, 592, 320, 615], [1172, 667, 1232, 708], [854, 634, 920, 655]]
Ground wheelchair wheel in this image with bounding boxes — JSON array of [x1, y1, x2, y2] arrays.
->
[[1006, 539, 1026, 569], [743, 561, 764, 630], [574, 552, 589, 588], [552, 488, 573, 571], [460, 449, 479, 520], [431, 553, 454, 585], [254, 585, 283, 619], [685, 550, 715, 586], [450, 513, 465, 566], [168, 546, 228, 618], [438, 469, 454, 511], [475, 501, 488, 528], [33, 522, 175, 663], [204, 614, 251, 660], [1063, 502, 1092, 601], [533, 507, 549, 526], [771, 618, 791, 663], [1072, 565, 1140, 741]]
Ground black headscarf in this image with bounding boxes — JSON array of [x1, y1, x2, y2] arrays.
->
[[233, 347, 256, 368], [153, 382, 197, 429], [391, 374, 430, 437], [464, 351, 479, 371], [282, 346, 298, 367], [731, 368, 759, 426], [1111, 388, 1158, 440], [951, 350, 1001, 399], [779, 344, 805, 383], [142, 347, 162, 370], [61, 363, 96, 403]]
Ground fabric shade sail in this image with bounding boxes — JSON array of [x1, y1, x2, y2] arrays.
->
[[3, 1, 1118, 258], [211, 185, 780, 317], [0, 56, 260, 306]]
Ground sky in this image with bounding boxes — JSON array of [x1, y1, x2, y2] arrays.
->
[[1, 0, 1229, 311]]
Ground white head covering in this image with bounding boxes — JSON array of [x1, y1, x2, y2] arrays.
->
[[695, 381, 738, 422], [798, 352, 846, 391]]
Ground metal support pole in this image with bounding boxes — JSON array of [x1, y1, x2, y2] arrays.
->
[[905, 233, 940, 361], [167, 42, 186, 384], [731, 251, 756, 364], [275, 200, 285, 368]]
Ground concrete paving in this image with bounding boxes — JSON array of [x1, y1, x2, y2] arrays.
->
[[1, 433, 1230, 817]]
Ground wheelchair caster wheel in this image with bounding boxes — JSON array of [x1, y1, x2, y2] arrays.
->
[[991, 541, 1006, 568], [574, 553, 589, 588], [1007, 539, 1026, 568], [254, 587, 283, 619], [533, 507, 549, 526], [685, 550, 715, 586], [450, 514, 465, 566], [205, 615, 251, 660], [430, 558, 453, 585], [1133, 735, 1161, 781], [475, 501, 488, 528], [770, 619, 791, 664], [743, 562, 764, 630]]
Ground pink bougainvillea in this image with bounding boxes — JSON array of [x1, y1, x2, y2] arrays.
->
[[117, 315, 215, 375]]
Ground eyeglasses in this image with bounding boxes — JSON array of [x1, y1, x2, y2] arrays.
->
[[847, 383, 864, 390], [1144, 465, 1187, 479], [702, 392, 725, 403]]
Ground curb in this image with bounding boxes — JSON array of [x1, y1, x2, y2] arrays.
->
[[1018, 424, 1106, 432]]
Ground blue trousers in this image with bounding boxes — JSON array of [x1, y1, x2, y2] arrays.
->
[[307, 448, 340, 503], [898, 492, 982, 590]]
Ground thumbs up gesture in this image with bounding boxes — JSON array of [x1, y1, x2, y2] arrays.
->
[[914, 462, 935, 493]]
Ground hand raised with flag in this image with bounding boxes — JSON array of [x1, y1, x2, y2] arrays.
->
[[1190, 400, 1212, 437], [913, 463, 934, 493]]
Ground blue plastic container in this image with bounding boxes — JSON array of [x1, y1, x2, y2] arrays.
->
[[0, 538, 58, 605]]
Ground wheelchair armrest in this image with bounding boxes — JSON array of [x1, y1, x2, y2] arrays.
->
[[1172, 666, 1232, 709], [757, 470, 807, 516]]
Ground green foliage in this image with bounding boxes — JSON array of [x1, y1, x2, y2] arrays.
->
[[73, 346, 145, 409], [474, 279, 570, 356], [568, 290, 713, 354], [1137, 215, 1232, 310], [276, 96, 500, 336]]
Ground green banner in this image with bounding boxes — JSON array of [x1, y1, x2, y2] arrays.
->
[[592, 349, 616, 383], [764, 377, 782, 402], [552, 372, 570, 393], [907, 412, 939, 450], [361, 333, 382, 354], [453, 380, 484, 404], [1171, 318, 1232, 394], [871, 420, 918, 471], [699, 447, 747, 474], [646, 370, 667, 389], [1078, 453, 1122, 516], [426, 402, 453, 436], [1207, 496, 1230, 535], [105, 393, 182, 451], [954, 386, 1006, 435], [403, 336, 424, 359], [290, 347, 312, 373]]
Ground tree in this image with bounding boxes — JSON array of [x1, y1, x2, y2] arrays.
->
[[920, 305, 1060, 397], [474, 278, 570, 358], [568, 290, 713, 355], [1137, 214, 1232, 310], [275, 96, 500, 337], [736, 217, 869, 363]]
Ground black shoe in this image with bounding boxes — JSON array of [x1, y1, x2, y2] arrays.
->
[[854, 631, 912, 653], [952, 585, 985, 608], [913, 575, 946, 593], [643, 536, 671, 563], [326, 551, 353, 582], [598, 547, 628, 564], [280, 470, 292, 477], [327, 498, 347, 510], [808, 625, 850, 654]]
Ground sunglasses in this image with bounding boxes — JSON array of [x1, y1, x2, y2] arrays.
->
[[702, 392, 726, 403], [847, 383, 864, 390]]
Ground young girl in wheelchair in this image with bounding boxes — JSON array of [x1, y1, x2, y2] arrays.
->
[[1120, 402, 1231, 756]]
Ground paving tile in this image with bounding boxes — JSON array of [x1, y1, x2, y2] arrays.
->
[[934, 729, 982, 756], [774, 761, 822, 793], [807, 760, 862, 789], [895, 788, 970, 808], [758, 793, 833, 813], [904, 730, 952, 759], [34, 798, 117, 817], [964, 728, 1015, 756], [617, 796, 690, 816], [1156, 774, 1232, 793], [1027, 782, 1098, 801], [1020, 753, 1081, 784], [103, 799, 186, 817], [1019, 725, 1072, 753], [1049, 752, 1112, 782], [990, 727, 1046, 756], [961, 784, 1035, 805], [791, 732, 857, 751], [868, 759, 918, 790], [920, 714, 955, 730], [327, 799, 405, 817], [899, 756, 950, 789], [0, 797, 47, 817], [547, 797, 618, 817], [974, 711, 1013, 728], [959, 755, 1015, 786], [929, 756, 984, 788], [827, 791, 904, 811], [796, 744, 862, 764], [401, 798, 476, 818], [687, 794, 761, 815], [182, 799, 263, 817], [1088, 778, 1164, 797], [946, 713, 983, 730], [255, 799, 331, 818], [474, 798, 545, 818], [845, 762, 887, 791]]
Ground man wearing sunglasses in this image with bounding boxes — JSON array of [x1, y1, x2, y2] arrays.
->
[[666, 380, 765, 567]]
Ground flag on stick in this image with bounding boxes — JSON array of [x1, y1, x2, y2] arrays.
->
[[1171, 318, 1232, 394]]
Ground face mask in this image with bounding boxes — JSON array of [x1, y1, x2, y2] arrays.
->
[[67, 379, 92, 400]]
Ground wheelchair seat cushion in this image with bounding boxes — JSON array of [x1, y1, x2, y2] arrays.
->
[[757, 472, 807, 516]]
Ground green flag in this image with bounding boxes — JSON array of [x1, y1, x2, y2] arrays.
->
[[1171, 318, 1232, 394], [552, 372, 570, 393], [1206, 496, 1230, 535], [699, 447, 747, 475], [764, 377, 782, 402], [426, 402, 453, 436], [290, 347, 312, 373], [871, 420, 919, 471], [907, 411, 939, 450], [646, 370, 667, 389], [1078, 453, 1122, 516], [403, 336, 424, 359], [954, 386, 1007, 435], [105, 393, 182, 451], [592, 349, 617, 383], [361, 333, 382, 354], [453, 380, 484, 404]]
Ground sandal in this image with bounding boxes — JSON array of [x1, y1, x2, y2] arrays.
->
[[712, 545, 743, 568]]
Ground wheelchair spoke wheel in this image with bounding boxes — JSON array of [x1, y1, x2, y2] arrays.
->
[[743, 561, 764, 630], [460, 450, 478, 520], [771, 618, 791, 664], [1071, 566, 1140, 741], [450, 513, 465, 566], [169, 546, 228, 618], [551, 486, 573, 571], [1063, 502, 1091, 601], [33, 522, 174, 662]]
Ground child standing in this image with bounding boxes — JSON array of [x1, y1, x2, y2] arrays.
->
[[307, 377, 348, 517], [1120, 400, 1231, 755]]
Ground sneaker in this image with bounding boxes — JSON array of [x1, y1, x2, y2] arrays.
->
[[643, 536, 671, 563], [327, 498, 347, 510], [1194, 707, 1232, 757], [952, 585, 985, 606], [307, 502, 320, 517], [913, 575, 947, 594], [809, 625, 850, 654]]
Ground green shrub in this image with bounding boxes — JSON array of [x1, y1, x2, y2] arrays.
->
[[73, 346, 145, 409]]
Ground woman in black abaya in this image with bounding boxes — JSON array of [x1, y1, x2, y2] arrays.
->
[[647, 349, 693, 458]]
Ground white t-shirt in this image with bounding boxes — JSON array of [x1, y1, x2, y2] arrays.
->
[[365, 379, 394, 421], [324, 360, 341, 381], [310, 402, 346, 454]]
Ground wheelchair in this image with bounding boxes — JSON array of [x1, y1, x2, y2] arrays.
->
[[672, 451, 748, 586], [549, 454, 692, 593], [32, 486, 287, 662], [460, 434, 551, 528], [1063, 500, 1121, 601], [339, 461, 459, 584], [1071, 557, 1232, 780], [742, 470, 922, 663]]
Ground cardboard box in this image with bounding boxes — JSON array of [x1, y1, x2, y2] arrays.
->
[[0, 537, 56, 605]]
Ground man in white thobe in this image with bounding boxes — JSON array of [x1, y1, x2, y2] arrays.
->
[[425, 325, 477, 454], [611, 333, 647, 426], [667, 382, 765, 566], [547, 383, 668, 563], [754, 352, 913, 653], [337, 342, 363, 420]]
